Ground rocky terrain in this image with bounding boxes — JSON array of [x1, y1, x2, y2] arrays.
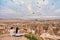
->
[[0, 19, 60, 40]]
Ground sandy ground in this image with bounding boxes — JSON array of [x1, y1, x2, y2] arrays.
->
[[0, 34, 28, 40]]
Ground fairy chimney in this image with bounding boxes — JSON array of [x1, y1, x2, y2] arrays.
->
[[47, 26, 55, 35]]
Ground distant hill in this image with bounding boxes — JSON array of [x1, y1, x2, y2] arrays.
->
[[0, 18, 60, 23], [0, 18, 25, 22]]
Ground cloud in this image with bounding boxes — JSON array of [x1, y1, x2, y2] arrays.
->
[[48, 5, 55, 10], [0, 8, 17, 15], [0, 6, 30, 18], [0, 0, 60, 20], [54, 9, 60, 13], [53, 9, 60, 16], [27, 4, 34, 14], [36, 0, 49, 6], [13, 0, 24, 5], [27, 4, 32, 11]]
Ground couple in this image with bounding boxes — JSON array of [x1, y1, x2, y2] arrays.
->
[[9, 27, 20, 37]]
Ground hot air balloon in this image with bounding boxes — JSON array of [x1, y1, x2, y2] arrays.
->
[[32, 12, 35, 14], [52, 3, 54, 5], [43, 0, 45, 2]]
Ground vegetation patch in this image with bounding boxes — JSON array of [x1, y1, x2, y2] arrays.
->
[[0, 31, 3, 35], [24, 34, 43, 40]]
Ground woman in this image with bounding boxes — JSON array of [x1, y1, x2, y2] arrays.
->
[[9, 27, 15, 36]]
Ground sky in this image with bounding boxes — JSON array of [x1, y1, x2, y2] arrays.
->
[[0, 0, 60, 20]]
